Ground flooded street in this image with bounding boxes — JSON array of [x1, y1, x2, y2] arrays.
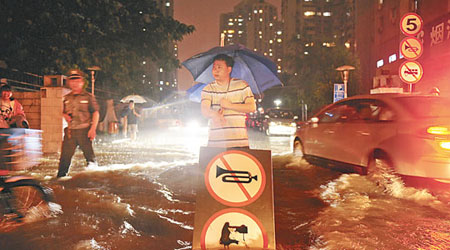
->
[[1, 128, 450, 250]]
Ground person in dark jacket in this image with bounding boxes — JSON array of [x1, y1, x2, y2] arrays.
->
[[57, 69, 99, 178], [122, 100, 141, 141], [220, 222, 239, 248]]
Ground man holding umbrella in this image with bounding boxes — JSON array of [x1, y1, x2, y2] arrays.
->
[[201, 54, 256, 148]]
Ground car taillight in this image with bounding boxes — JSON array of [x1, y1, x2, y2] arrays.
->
[[425, 126, 450, 150], [427, 126, 450, 135], [439, 141, 450, 150]]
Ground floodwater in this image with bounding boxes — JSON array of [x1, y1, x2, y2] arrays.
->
[[1, 128, 450, 250]]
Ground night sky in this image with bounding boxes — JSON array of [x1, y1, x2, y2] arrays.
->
[[174, 0, 281, 90]]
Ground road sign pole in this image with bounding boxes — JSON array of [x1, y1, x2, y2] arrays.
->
[[344, 79, 348, 98]]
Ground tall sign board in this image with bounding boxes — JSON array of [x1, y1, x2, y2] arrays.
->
[[399, 13, 424, 91], [192, 147, 276, 250], [333, 83, 345, 103]]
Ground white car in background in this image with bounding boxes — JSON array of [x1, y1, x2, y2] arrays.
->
[[262, 108, 297, 136]]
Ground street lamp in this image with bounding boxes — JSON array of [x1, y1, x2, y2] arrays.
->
[[336, 65, 355, 98], [87, 66, 101, 95]]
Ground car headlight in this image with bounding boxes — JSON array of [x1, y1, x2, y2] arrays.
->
[[186, 120, 200, 128]]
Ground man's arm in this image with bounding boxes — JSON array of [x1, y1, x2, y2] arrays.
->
[[201, 99, 221, 119], [201, 99, 226, 126], [87, 111, 99, 140], [13, 100, 26, 118], [220, 97, 256, 113], [133, 108, 141, 117]]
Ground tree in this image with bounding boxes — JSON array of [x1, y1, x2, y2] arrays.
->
[[0, 0, 194, 96], [283, 36, 360, 114]]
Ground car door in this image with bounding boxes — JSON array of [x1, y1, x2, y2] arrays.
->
[[331, 99, 396, 166], [302, 102, 358, 160]]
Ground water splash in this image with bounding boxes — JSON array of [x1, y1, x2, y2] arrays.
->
[[74, 238, 106, 250], [175, 240, 192, 250], [139, 206, 193, 230], [120, 221, 141, 236]]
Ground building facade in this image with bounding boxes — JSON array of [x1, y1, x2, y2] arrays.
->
[[356, 0, 450, 95], [144, 0, 178, 101], [219, 0, 283, 73], [281, 0, 355, 74]]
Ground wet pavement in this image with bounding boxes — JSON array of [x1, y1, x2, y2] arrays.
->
[[1, 128, 449, 250]]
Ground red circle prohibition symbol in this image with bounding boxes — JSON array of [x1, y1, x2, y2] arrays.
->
[[398, 60, 423, 84], [204, 150, 266, 207], [399, 37, 423, 60], [200, 208, 269, 250], [400, 13, 423, 36]]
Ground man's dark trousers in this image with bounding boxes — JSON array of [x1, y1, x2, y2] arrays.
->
[[57, 127, 96, 177]]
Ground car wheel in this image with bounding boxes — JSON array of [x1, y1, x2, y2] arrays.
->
[[367, 152, 402, 190], [293, 138, 304, 157]]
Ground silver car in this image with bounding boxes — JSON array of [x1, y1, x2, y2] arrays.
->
[[262, 108, 297, 136], [292, 94, 450, 184]]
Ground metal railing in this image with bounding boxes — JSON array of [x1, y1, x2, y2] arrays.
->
[[0, 68, 120, 101]]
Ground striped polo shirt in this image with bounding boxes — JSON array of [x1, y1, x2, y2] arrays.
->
[[201, 78, 254, 148]]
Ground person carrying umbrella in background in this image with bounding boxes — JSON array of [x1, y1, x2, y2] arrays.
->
[[121, 100, 141, 141], [201, 54, 256, 148]]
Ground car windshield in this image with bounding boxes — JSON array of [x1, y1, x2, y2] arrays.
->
[[395, 96, 450, 118], [268, 109, 294, 119]]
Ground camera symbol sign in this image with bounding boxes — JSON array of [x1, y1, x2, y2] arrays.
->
[[205, 150, 266, 207], [200, 208, 268, 250]]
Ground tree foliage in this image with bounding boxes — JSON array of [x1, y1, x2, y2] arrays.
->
[[281, 36, 360, 115], [0, 0, 194, 96]]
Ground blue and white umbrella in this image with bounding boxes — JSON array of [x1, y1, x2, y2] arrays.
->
[[186, 82, 207, 103], [182, 44, 282, 96]]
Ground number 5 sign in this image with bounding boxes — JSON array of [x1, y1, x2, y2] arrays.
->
[[400, 13, 423, 36]]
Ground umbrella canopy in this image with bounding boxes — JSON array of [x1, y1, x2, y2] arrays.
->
[[186, 82, 207, 103], [120, 95, 147, 104], [182, 44, 282, 96]]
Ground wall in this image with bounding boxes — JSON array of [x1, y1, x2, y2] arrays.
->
[[40, 87, 65, 153], [13, 91, 41, 129]]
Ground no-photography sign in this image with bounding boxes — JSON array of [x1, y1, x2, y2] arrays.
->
[[192, 147, 275, 250]]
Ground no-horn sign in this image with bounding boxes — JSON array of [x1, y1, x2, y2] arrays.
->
[[205, 150, 266, 207], [400, 37, 423, 60]]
